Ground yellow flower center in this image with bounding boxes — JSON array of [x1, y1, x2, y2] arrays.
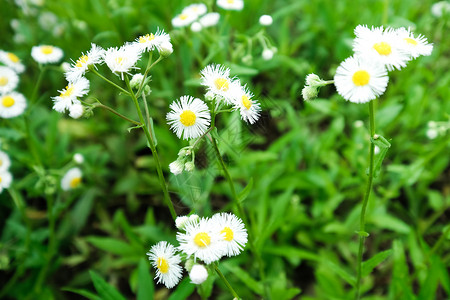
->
[[157, 257, 169, 273], [76, 55, 89, 68], [214, 78, 229, 91], [404, 37, 418, 46], [352, 70, 370, 86], [115, 57, 124, 65], [41, 46, 54, 55], [7, 52, 20, 63], [227, 0, 234, 3], [194, 232, 211, 247], [0, 76, 8, 86], [2, 96, 15, 108], [221, 227, 234, 241], [373, 41, 392, 56], [179, 110, 196, 126], [0, 159, 3, 167], [241, 95, 252, 109], [60, 85, 74, 98], [139, 33, 155, 43], [0, 176, 2, 183], [180, 14, 189, 20], [70, 177, 82, 189]]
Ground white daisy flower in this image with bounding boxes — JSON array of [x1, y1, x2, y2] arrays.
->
[[61, 167, 82, 191], [0, 66, 19, 94], [199, 12, 220, 28], [52, 77, 90, 113], [65, 43, 105, 82], [190, 22, 202, 32], [104, 44, 141, 80], [217, 0, 244, 11], [0, 151, 11, 172], [200, 64, 237, 104], [0, 169, 13, 194], [182, 4, 207, 17], [231, 84, 261, 124], [31, 45, 64, 64], [159, 41, 173, 57], [147, 241, 183, 289], [73, 153, 84, 164], [0, 92, 27, 118], [353, 25, 410, 71], [166, 96, 211, 140], [0, 51, 25, 73], [211, 213, 248, 257], [169, 160, 185, 175], [396, 27, 433, 59], [134, 29, 171, 53], [177, 217, 224, 264], [334, 55, 389, 104], [259, 15, 273, 26], [189, 264, 208, 285], [172, 12, 197, 28]]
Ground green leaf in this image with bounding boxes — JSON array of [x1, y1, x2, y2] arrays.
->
[[228, 63, 259, 76], [417, 255, 441, 300], [323, 259, 356, 287], [221, 263, 264, 295], [127, 124, 144, 133], [86, 237, 138, 256], [167, 278, 195, 300], [361, 249, 392, 277], [137, 258, 154, 300], [89, 270, 126, 300], [62, 287, 102, 300], [238, 178, 253, 203]]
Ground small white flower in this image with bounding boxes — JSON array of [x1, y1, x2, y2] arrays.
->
[[0, 66, 19, 94], [177, 217, 224, 264], [0, 151, 11, 172], [190, 22, 202, 32], [104, 44, 141, 80], [231, 84, 261, 124], [69, 103, 84, 119], [147, 241, 183, 289], [426, 128, 438, 139], [172, 12, 197, 28], [61, 167, 82, 191], [65, 43, 105, 82], [182, 3, 207, 17], [61, 62, 71, 72], [211, 213, 248, 257], [0, 92, 27, 118], [159, 41, 173, 57], [31, 45, 64, 64], [334, 55, 389, 103], [262, 49, 274, 60], [189, 264, 208, 284], [305, 73, 323, 86], [354, 120, 364, 128], [0, 169, 13, 194], [396, 27, 433, 59], [431, 1, 450, 17], [217, 0, 244, 11], [184, 161, 195, 172], [169, 160, 185, 175], [134, 29, 171, 53], [52, 77, 90, 113], [73, 153, 84, 164], [130, 74, 144, 89], [200, 64, 237, 104], [353, 25, 410, 71], [259, 15, 273, 26], [189, 214, 200, 223], [175, 216, 190, 229], [166, 96, 211, 140], [199, 13, 220, 28], [0, 51, 25, 73], [302, 86, 318, 101]]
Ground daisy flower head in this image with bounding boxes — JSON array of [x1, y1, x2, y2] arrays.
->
[[0, 51, 25, 73], [217, 0, 244, 11], [0, 151, 11, 172], [177, 217, 224, 264], [0, 66, 19, 94], [104, 44, 141, 80], [231, 83, 261, 124], [353, 25, 410, 71], [52, 77, 89, 113], [211, 213, 248, 257], [334, 55, 389, 104], [166, 96, 211, 140], [172, 12, 197, 28], [65, 43, 105, 82], [396, 27, 433, 59], [61, 167, 82, 191], [200, 64, 237, 104], [135, 29, 171, 53], [182, 3, 207, 17], [147, 241, 183, 289], [0, 92, 27, 118], [31, 45, 64, 64], [199, 12, 220, 28], [0, 169, 13, 194], [189, 264, 208, 284]]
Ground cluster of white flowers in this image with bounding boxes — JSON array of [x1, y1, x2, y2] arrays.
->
[[332, 25, 433, 104], [147, 213, 247, 289], [0, 150, 13, 194], [426, 120, 449, 140], [0, 51, 27, 119], [172, 3, 221, 32], [53, 29, 172, 119]]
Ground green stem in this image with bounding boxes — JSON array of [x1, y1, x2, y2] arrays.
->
[[90, 68, 130, 95], [30, 65, 46, 103], [124, 76, 177, 220], [355, 101, 376, 300], [135, 55, 163, 99], [24, 115, 42, 167], [214, 263, 240, 299], [95, 103, 141, 126]]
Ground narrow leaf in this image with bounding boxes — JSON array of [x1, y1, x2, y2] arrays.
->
[[361, 249, 392, 277], [89, 270, 126, 300], [238, 178, 253, 203], [137, 258, 154, 300]]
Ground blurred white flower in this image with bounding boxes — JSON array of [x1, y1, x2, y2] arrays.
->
[[61, 167, 82, 191], [259, 15, 273, 26], [31, 45, 64, 64], [189, 264, 208, 284], [0, 66, 19, 94], [199, 12, 220, 28], [0, 92, 27, 119]]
